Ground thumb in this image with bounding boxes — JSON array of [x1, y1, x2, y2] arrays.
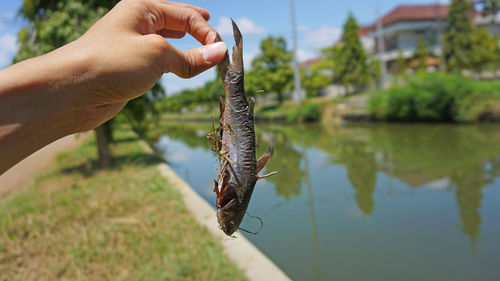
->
[[164, 41, 227, 78]]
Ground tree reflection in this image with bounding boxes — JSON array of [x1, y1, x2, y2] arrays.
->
[[258, 129, 306, 200], [450, 165, 488, 253], [158, 122, 211, 149], [336, 141, 377, 215]]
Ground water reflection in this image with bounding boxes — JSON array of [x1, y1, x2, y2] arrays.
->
[[155, 122, 500, 279], [451, 166, 486, 253], [302, 144, 323, 281], [158, 123, 500, 249], [333, 139, 377, 215], [258, 128, 306, 200]]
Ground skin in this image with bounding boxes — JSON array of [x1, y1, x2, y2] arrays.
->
[[0, 0, 227, 175]]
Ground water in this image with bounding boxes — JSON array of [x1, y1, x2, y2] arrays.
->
[[155, 122, 500, 281]]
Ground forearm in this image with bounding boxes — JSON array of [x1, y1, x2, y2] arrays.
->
[[0, 47, 86, 174]]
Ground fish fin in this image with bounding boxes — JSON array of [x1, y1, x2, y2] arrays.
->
[[231, 19, 243, 71], [257, 171, 278, 180], [256, 146, 274, 175]]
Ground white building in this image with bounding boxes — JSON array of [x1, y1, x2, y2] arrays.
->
[[361, 4, 500, 72]]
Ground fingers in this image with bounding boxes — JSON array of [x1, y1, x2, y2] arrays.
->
[[161, 41, 227, 78], [148, 0, 218, 45]]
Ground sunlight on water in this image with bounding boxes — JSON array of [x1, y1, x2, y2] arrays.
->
[[155, 122, 500, 281]]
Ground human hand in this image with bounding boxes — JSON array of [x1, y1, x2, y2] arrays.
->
[[0, 0, 227, 173], [60, 0, 227, 131]]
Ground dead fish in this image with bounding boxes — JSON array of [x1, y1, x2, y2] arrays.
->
[[208, 20, 276, 236]]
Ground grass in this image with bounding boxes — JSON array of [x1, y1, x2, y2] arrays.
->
[[163, 99, 324, 123], [368, 72, 500, 122], [0, 128, 247, 281], [162, 108, 219, 121]]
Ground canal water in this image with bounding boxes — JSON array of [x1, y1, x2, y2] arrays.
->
[[155, 122, 500, 281]]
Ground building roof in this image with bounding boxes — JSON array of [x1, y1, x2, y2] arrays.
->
[[362, 4, 449, 32], [380, 4, 449, 26], [299, 58, 322, 68]]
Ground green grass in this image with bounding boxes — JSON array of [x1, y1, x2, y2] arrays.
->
[[0, 128, 247, 281], [163, 99, 324, 123], [162, 108, 219, 121], [368, 72, 500, 122]]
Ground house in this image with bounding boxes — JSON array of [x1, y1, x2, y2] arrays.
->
[[360, 4, 500, 72]]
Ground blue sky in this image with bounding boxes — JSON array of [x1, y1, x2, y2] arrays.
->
[[0, 0, 448, 94]]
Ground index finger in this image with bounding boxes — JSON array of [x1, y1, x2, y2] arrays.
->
[[149, 0, 217, 45]]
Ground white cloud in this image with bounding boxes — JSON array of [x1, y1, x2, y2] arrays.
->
[[304, 26, 342, 48], [297, 48, 315, 62], [0, 33, 18, 68], [243, 49, 259, 68], [2, 11, 15, 19], [0, 11, 16, 31], [0, 33, 18, 53], [0, 52, 9, 67], [298, 25, 308, 33], [216, 17, 266, 36]]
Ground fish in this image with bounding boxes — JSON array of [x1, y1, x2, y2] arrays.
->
[[208, 20, 276, 236]]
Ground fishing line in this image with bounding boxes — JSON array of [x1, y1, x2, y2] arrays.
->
[[238, 212, 263, 235]]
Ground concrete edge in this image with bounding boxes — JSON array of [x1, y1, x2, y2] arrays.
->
[[139, 141, 292, 281]]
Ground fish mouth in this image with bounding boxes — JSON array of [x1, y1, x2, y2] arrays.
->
[[217, 198, 238, 235]]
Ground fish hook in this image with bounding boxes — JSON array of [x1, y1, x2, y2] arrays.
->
[[238, 212, 264, 235]]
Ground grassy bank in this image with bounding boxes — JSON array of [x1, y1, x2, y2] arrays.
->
[[368, 72, 500, 122], [0, 128, 246, 281]]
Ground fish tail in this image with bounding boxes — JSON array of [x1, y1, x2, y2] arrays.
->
[[231, 19, 243, 71]]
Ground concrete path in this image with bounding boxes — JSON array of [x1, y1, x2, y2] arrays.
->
[[0, 132, 91, 197]]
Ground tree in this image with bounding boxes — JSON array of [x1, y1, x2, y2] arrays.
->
[[250, 36, 294, 104], [469, 27, 500, 72], [414, 37, 429, 71], [336, 14, 369, 91], [15, 0, 163, 167], [443, 0, 475, 71], [396, 49, 407, 76], [368, 59, 382, 87], [301, 69, 330, 98], [476, 0, 500, 15], [313, 45, 342, 83], [160, 73, 223, 113]]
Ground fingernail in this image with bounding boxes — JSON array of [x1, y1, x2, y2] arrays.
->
[[201, 41, 226, 63], [208, 31, 217, 43]]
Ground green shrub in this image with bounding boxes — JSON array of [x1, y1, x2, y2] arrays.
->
[[368, 72, 500, 122], [287, 103, 321, 122]]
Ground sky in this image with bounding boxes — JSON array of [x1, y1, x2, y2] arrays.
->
[[0, 0, 448, 95]]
